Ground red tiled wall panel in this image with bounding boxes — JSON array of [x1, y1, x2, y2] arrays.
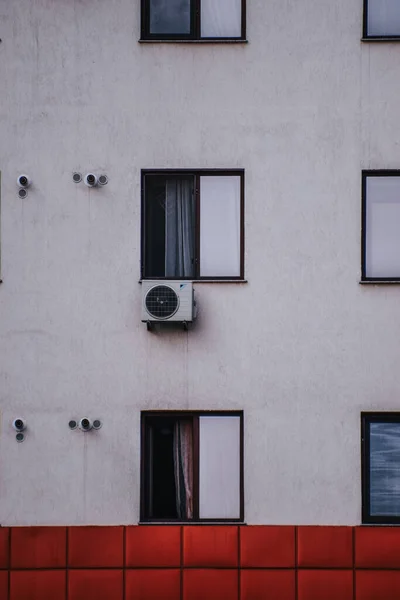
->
[[10, 527, 66, 568], [68, 569, 123, 600], [356, 570, 400, 600], [68, 526, 124, 568], [355, 526, 400, 568], [125, 525, 181, 567], [297, 526, 353, 568], [240, 525, 295, 567], [10, 570, 66, 600], [125, 569, 181, 600], [0, 571, 8, 599], [241, 569, 295, 600], [183, 569, 238, 600], [183, 525, 238, 567], [3, 524, 400, 599], [297, 570, 353, 600], [0, 528, 9, 568]]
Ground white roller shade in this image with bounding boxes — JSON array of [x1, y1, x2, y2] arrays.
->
[[367, 0, 400, 36], [199, 416, 241, 519], [201, 0, 242, 38], [365, 177, 400, 278], [200, 176, 241, 277]]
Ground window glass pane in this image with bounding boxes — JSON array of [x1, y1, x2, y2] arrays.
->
[[201, 0, 242, 37], [150, 0, 191, 35], [370, 422, 400, 516], [365, 177, 400, 278], [367, 0, 400, 36], [147, 420, 178, 519], [144, 175, 195, 278], [200, 176, 241, 277], [199, 416, 241, 519]]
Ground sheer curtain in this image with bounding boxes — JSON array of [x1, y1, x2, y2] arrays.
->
[[165, 178, 195, 278], [201, 0, 242, 38], [174, 420, 193, 519]]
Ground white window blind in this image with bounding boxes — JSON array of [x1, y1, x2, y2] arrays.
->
[[199, 416, 241, 519], [367, 0, 400, 36], [200, 176, 241, 277], [365, 177, 400, 278], [201, 0, 242, 38]]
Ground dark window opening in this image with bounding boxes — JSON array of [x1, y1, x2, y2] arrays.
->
[[141, 0, 246, 41], [143, 174, 196, 279], [149, 0, 192, 35], [141, 170, 245, 281], [149, 419, 178, 519]]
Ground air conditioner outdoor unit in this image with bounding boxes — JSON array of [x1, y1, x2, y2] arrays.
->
[[142, 281, 196, 330]]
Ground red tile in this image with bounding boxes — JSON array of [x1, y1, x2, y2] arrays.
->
[[0, 528, 9, 567], [240, 526, 295, 568], [183, 569, 238, 600], [241, 569, 295, 600], [68, 569, 123, 600], [10, 570, 66, 600], [298, 570, 353, 600], [355, 527, 400, 568], [183, 526, 238, 567], [68, 526, 123, 567], [125, 526, 181, 567], [125, 569, 180, 600], [356, 571, 400, 600], [0, 571, 8, 599], [297, 526, 353, 567], [11, 527, 66, 568]]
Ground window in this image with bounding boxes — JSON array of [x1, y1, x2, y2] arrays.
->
[[364, 0, 400, 38], [362, 171, 400, 281], [361, 413, 400, 524], [141, 170, 244, 280], [141, 0, 246, 41], [141, 411, 243, 522]]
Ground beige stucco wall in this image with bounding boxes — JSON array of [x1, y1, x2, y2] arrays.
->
[[0, 0, 400, 525]]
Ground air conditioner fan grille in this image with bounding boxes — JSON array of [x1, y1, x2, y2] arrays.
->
[[145, 285, 179, 319]]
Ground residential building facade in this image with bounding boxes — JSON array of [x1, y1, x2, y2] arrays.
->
[[1, 0, 400, 598]]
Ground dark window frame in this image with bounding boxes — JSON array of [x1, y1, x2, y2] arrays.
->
[[361, 412, 400, 524], [140, 0, 246, 41], [140, 410, 244, 523], [363, 0, 400, 40], [361, 170, 400, 282], [141, 169, 245, 281]]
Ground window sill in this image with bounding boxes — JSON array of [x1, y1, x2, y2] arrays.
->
[[139, 279, 247, 284], [361, 522, 400, 526], [359, 280, 400, 284], [139, 521, 246, 525], [361, 36, 400, 42], [193, 279, 247, 283], [139, 38, 248, 44]]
